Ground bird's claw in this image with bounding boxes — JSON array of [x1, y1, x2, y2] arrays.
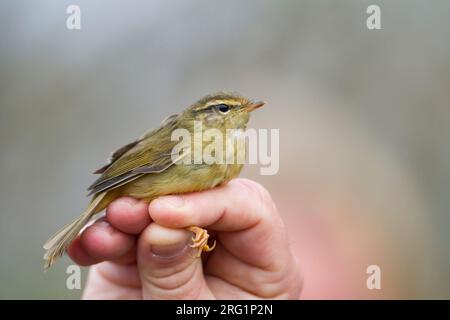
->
[[187, 226, 216, 258]]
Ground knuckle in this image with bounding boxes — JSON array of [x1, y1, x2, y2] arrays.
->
[[250, 268, 297, 299], [261, 257, 303, 299], [249, 270, 283, 298], [245, 179, 271, 200], [234, 179, 275, 209]]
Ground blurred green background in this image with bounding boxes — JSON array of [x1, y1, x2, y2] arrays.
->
[[1, 0, 449, 299]]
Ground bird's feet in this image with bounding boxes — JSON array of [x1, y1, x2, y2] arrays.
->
[[187, 226, 216, 258]]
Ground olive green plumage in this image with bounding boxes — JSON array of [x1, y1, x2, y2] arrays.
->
[[43, 92, 265, 270]]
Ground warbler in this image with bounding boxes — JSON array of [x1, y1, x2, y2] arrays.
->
[[43, 92, 265, 270]]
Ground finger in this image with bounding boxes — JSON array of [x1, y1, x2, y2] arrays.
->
[[106, 197, 151, 234], [111, 245, 137, 265], [137, 223, 214, 300], [67, 236, 101, 266], [68, 233, 137, 266], [148, 178, 286, 270], [149, 178, 274, 231], [79, 219, 136, 261]]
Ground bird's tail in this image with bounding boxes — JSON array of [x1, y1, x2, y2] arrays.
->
[[43, 191, 107, 270]]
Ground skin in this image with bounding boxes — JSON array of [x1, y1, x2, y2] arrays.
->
[[68, 178, 302, 299]]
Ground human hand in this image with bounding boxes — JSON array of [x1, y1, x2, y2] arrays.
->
[[67, 178, 302, 299]]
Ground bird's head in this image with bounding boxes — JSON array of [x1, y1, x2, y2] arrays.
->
[[183, 92, 265, 131]]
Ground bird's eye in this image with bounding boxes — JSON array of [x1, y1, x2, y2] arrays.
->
[[215, 104, 230, 114]]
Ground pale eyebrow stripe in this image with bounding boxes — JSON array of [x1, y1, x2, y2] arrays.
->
[[205, 99, 241, 107], [193, 100, 241, 113]]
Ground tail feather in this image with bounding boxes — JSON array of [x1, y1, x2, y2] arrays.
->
[[43, 192, 107, 270]]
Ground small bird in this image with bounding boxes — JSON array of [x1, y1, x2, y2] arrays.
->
[[43, 92, 265, 270]]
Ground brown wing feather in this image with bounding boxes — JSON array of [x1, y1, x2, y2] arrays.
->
[[87, 171, 143, 195], [87, 113, 181, 195], [93, 140, 141, 174]]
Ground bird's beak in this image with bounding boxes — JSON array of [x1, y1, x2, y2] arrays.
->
[[245, 100, 266, 112]]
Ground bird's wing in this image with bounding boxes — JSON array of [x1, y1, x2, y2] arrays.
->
[[93, 140, 141, 174], [87, 113, 184, 195]]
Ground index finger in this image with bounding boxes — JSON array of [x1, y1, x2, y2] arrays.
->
[[149, 178, 276, 231]]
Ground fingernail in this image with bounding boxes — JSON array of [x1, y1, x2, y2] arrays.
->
[[158, 195, 185, 208], [150, 241, 187, 259]]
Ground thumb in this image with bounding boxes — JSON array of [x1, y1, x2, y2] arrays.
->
[[137, 223, 214, 299]]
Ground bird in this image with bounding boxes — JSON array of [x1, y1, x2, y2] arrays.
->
[[43, 92, 265, 270]]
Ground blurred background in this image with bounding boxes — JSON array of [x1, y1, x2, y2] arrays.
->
[[1, 0, 449, 299]]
